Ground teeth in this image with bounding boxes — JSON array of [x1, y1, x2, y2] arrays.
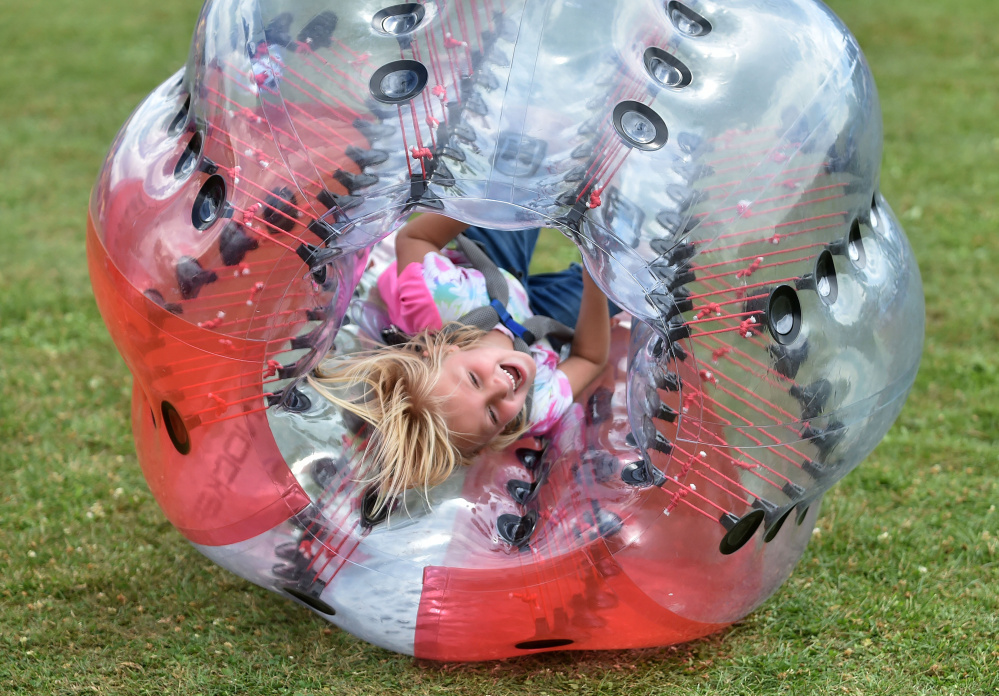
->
[[502, 367, 517, 390]]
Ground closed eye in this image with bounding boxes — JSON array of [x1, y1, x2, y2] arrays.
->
[[469, 372, 497, 425]]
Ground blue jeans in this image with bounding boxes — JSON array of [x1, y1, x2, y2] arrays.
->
[[463, 226, 620, 330]]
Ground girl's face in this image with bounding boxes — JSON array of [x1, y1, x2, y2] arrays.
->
[[432, 340, 536, 451]]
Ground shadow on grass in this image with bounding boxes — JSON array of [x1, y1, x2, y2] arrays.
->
[[414, 629, 738, 678]]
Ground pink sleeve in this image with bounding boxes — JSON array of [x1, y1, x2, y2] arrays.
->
[[376, 260, 443, 334]]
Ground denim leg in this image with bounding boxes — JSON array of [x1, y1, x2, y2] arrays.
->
[[462, 227, 621, 331], [526, 265, 585, 329]]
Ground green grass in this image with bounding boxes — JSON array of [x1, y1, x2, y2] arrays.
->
[[1, 0, 996, 693]]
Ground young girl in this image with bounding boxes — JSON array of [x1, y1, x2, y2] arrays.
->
[[310, 213, 612, 506]]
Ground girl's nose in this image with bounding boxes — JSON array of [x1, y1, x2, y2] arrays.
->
[[489, 368, 511, 398]]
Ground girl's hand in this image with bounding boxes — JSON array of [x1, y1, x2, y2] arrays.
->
[[394, 214, 469, 273]]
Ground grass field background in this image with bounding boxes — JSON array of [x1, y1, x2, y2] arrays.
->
[[1, 0, 996, 693]]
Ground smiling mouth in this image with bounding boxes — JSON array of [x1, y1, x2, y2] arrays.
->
[[500, 363, 522, 392]]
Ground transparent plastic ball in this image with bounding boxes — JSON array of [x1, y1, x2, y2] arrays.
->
[[88, 0, 923, 660]]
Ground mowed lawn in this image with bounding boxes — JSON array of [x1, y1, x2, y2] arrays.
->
[[0, 0, 996, 694]]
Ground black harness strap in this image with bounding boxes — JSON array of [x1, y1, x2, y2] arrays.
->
[[451, 234, 574, 349]]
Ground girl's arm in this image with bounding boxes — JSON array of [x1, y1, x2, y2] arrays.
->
[[558, 268, 611, 398], [394, 213, 469, 273]]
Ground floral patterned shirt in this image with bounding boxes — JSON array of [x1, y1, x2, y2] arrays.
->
[[377, 250, 573, 436]]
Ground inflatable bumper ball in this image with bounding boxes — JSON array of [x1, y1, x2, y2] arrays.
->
[[88, 0, 924, 660]]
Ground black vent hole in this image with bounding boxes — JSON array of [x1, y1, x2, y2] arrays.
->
[[372, 4, 426, 35], [161, 401, 191, 455], [766, 285, 802, 345], [369, 60, 428, 104], [515, 638, 574, 651], [667, 1, 712, 37], [174, 130, 203, 179], [168, 95, 191, 136], [284, 586, 336, 616], [192, 175, 226, 230], [847, 218, 867, 269], [612, 101, 669, 151], [814, 250, 838, 304], [643, 47, 692, 89]]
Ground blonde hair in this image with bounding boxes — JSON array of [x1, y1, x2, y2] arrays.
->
[[308, 324, 528, 511]]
